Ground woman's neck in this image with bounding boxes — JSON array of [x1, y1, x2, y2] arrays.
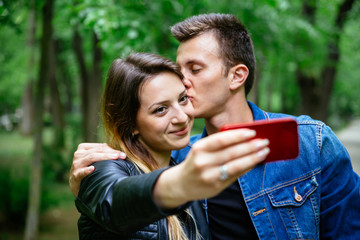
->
[[149, 149, 172, 168], [137, 138, 172, 168]]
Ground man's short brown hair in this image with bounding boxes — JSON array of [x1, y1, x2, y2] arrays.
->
[[171, 13, 256, 96]]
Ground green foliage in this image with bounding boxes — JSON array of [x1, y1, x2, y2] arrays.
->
[[330, 10, 360, 126], [0, 166, 29, 226], [0, 25, 30, 115], [0, 128, 77, 228], [191, 118, 205, 136], [0, 0, 360, 228], [2, 0, 360, 120], [0, 130, 31, 226]]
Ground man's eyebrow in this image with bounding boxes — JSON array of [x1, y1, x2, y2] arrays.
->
[[183, 60, 204, 66]]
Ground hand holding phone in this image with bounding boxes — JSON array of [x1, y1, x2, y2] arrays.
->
[[220, 118, 299, 162]]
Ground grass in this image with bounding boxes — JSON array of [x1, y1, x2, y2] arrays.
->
[[0, 184, 79, 240], [0, 130, 32, 159], [0, 130, 79, 240], [38, 183, 79, 240]]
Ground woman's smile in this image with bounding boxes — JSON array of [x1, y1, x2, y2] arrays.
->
[[170, 125, 190, 136]]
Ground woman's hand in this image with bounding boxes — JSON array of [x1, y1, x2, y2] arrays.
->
[[153, 129, 269, 209]]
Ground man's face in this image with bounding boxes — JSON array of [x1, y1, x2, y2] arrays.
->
[[176, 32, 231, 119]]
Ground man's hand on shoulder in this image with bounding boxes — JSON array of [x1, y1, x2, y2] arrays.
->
[[69, 143, 126, 196]]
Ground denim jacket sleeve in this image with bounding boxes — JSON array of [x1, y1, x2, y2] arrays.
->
[[75, 160, 187, 235], [319, 124, 360, 239]]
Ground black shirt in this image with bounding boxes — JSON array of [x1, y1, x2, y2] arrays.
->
[[207, 181, 259, 240]]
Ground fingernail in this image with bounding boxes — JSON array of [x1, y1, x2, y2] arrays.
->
[[256, 139, 269, 149], [119, 152, 126, 159], [244, 130, 256, 138], [258, 147, 270, 157], [88, 166, 95, 172]]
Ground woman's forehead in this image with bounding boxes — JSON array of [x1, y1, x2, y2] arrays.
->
[[139, 72, 185, 105]]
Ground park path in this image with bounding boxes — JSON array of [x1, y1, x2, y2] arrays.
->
[[336, 118, 360, 175]]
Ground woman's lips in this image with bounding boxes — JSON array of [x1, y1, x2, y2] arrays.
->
[[171, 125, 189, 136]]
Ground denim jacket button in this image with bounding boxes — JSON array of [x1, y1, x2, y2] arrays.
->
[[294, 187, 303, 202], [295, 192, 303, 202]]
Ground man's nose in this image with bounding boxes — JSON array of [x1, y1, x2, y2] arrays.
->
[[182, 77, 191, 89]]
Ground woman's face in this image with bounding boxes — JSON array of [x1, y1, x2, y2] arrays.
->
[[135, 72, 194, 154]]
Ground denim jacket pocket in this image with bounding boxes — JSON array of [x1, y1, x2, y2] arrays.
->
[[267, 175, 318, 207], [266, 175, 320, 240]]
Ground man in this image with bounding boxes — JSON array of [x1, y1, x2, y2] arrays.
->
[[70, 13, 360, 239]]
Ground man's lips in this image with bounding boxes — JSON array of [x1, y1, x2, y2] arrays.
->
[[170, 125, 189, 136]]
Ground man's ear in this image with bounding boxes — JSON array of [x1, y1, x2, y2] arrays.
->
[[228, 64, 249, 91]]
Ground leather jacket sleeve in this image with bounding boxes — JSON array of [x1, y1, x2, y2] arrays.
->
[[75, 160, 188, 235]]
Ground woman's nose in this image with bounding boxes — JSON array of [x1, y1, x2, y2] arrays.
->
[[172, 106, 188, 124]]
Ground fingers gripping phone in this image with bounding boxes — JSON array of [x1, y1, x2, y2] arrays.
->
[[220, 118, 299, 162]]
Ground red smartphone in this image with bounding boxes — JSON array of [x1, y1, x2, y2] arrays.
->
[[220, 118, 299, 162]]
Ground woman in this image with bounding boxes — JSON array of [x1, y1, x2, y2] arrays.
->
[[75, 52, 269, 239], [76, 52, 209, 239]]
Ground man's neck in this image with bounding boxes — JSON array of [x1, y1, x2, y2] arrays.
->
[[204, 100, 254, 135]]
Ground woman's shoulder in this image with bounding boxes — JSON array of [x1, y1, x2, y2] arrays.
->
[[93, 158, 135, 168], [91, 159, 139, 177]]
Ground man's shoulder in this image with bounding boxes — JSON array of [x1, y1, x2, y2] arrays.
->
[[171, 134, 203, 163], [190, 133, 203, 144], [267, 112, 325, 127]]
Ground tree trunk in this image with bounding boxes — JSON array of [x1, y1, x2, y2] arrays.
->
[[49, 38, 65, 148], [20, 82, 34, 135], [24, 0, 54, 239], [55, 39, 73, 113], [318, 0, 355, 121], [297, 0, 355, 121], [72, 26, 92, 141], [73, 29, 102, 142], [296, 70, 321, 118], [87, 31, 102, 142], [20, 0, 36, 135], [297, 0, 321, 119]]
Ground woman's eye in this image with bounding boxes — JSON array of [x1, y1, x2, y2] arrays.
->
[[153, 106, 166, 114], [179, 95, 189, 104]]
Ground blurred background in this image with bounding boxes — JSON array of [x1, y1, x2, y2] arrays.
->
[[0, 0, 359, 239]]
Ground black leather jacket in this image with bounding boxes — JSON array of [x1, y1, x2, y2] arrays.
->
[[75, 159, 210, 239]]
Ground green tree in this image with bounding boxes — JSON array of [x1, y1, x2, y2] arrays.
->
[[24, 0, 54, 239], [296, 0, 356, 121], [0, 1, 359, 236]]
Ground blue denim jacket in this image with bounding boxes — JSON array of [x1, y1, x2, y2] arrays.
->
[[172, 102, 360, 240]]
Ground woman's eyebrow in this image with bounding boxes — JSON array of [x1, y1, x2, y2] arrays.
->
[[147, 89, 187, 111]]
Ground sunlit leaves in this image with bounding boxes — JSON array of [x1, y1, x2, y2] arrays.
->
[[0, 0, 359, 122]]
